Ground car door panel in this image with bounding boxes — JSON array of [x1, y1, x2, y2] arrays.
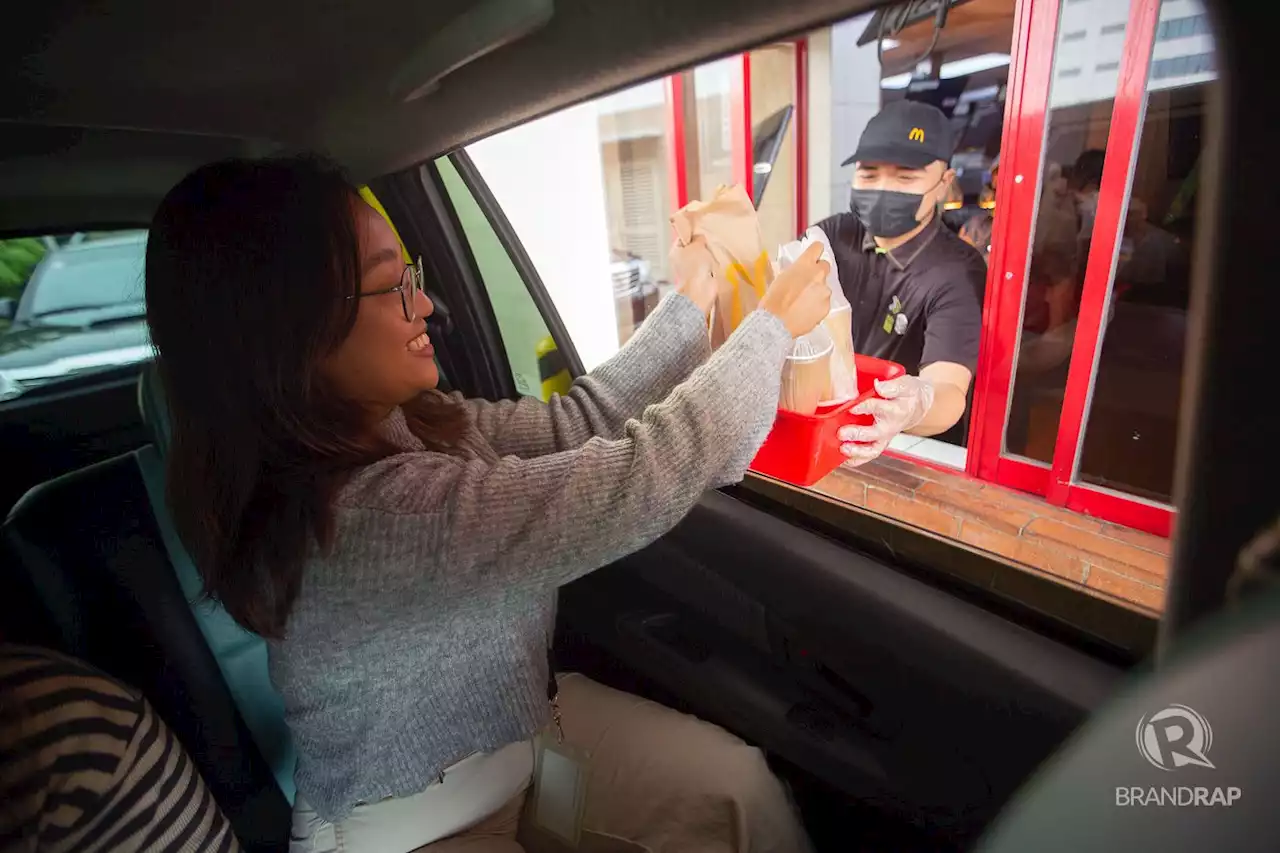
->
[[382, 159, 1132, 843], [558, 490, 1122, 834]]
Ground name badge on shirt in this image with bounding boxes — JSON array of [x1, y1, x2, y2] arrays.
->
[[882, 295, 909, 335]]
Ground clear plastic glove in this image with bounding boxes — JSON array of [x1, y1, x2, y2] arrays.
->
[[837, 375, 936, 467]]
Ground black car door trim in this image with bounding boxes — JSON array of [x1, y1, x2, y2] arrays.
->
[[732, 476, 1158, 666], [447, 149, 586, 379]]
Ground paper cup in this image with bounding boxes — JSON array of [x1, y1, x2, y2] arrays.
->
[[823, 305, 853, 353], [820, 305, 859, 405], [780, 343, 834, 415]]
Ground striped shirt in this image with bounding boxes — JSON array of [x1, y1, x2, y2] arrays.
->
[[0, 645, 241, 853]]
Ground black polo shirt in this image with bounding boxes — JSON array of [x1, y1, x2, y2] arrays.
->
[[814, 212, 987, 376]]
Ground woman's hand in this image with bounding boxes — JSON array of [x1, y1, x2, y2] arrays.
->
[[670, 236, 717, 319], [759, 242, 831, 338]]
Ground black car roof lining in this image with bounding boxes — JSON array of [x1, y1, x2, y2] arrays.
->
[[1, 0, 876, 196]]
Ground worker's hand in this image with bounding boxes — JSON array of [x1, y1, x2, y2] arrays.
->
[[837, 375, 936, 467], [758, 242, 831, 338], [670, 236, 717, 319]]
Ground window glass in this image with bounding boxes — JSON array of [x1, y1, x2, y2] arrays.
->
[[0, 230, 151, 402], [808, 8, 1013, 469], [1003, 0, 1132, 465], [692, 59, 738, 201], [436, 156, 554, 398], [1076, 0, 1211, 502], [462, 3, 1181, 617], [749, 44, 799, 253], [595, 81, 676, 348]]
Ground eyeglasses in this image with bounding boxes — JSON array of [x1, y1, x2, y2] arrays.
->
[[348, 256, 425, 322]]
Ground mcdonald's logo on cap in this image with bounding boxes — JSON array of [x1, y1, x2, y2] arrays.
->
[[908, 127, 925, 142]]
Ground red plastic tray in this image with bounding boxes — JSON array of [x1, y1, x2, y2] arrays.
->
[[749, 354, 906, 487]]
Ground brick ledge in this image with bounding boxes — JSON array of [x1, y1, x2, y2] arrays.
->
[[809, 456, 1169, 613]]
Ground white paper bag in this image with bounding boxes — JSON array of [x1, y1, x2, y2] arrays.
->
[[776, 227, 858, 405]]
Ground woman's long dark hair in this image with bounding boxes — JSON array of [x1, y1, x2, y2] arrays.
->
[[145, 155, 465, 638]]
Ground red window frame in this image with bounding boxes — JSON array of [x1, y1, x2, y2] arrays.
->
[[967, 0, 1172, 538], [664, 74, 690, 211], [661, 10, 1176, 538]]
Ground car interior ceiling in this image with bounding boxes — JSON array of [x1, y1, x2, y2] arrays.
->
[[0, 0, 870, 234], [2, 0, 1276, 851]]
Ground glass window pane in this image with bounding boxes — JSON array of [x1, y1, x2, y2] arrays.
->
[[749, 44, 798, 253], [596, 82, 675, 347], [692, 59, 738, 200], [436, 156, 553, 398], [468, 76, 682, 369], [459, 7, 1171, 614], [1002, 0, 1132, 465], [811, 5, 1014, 465], [1, 230, 152, 402], [1077, 0, 1212, 502]]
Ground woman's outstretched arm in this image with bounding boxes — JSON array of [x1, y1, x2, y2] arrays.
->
[[460, 290, 712, 458]]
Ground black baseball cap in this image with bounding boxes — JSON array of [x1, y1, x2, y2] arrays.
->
[[842, 99, 954, 169]]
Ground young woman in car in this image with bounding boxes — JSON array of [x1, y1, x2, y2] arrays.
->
[[143, 156, 829, 853]]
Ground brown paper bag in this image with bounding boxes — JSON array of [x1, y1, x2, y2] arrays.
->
[[670, 184, 774, 348]]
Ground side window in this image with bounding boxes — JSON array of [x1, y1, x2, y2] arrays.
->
[[460, 0, 1212, 622], [434, 156, 562, 400], [0, 230, 150, 402]]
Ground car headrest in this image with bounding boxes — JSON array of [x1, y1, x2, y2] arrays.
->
[[137, 362, 172, 458]]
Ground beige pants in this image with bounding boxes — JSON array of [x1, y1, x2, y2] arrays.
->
[[423, 673, 812, 853]]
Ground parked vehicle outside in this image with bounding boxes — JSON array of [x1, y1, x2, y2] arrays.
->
[[0, 232, 150, 400]]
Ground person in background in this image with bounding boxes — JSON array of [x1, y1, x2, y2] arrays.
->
[[1034, 161, 1080, 257], [978, 156, 998, 209], [1071, 149, 1107, 242], [0, 644, 242, 853], [960, 212, 994, 265], [1117, 197, 1190, 308], [1005, 244, 1081, 458], [815, 99, 988, 464]]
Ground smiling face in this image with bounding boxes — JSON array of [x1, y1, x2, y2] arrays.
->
[[321, 201, 438, 415]]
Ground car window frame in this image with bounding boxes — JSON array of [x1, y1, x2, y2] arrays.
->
[[375, 141, 1159, 666], [445, 150, 586, 381], [370, 166, 520, 402]]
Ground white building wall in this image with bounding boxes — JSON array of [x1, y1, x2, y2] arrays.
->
[[824, 14, 884, 220], [467, 103, 619, 371], [1049, 0, 1215, 108]]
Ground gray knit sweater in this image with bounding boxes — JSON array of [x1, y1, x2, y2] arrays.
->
[[269, 293, 793, 821]]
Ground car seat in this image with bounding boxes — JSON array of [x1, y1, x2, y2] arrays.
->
[[135, 364, 298, 805], [0, 365, 294, 852]]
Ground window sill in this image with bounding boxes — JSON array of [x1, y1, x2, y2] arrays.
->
[[810, 456, 1170, 614], [737, 456, 1165, 662]]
